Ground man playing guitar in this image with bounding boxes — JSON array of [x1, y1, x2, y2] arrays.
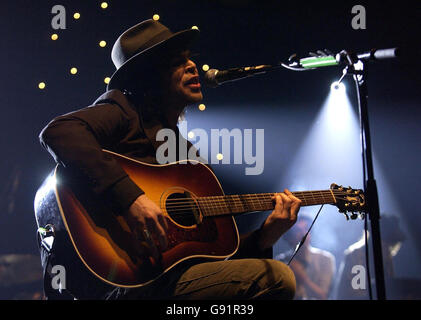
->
[[38, 19, 301, 300]]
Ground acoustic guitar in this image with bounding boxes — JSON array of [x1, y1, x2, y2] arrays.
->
[[34, 150, 365, 288]]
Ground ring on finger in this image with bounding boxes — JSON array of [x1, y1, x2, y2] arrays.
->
[[142, 228, 152, 241]]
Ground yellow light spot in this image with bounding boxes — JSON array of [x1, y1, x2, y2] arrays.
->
[[202, 64, 210, 72], [38, 82, 46, 89], [191, 26, 199, 30], [51, 34, 58, 41], [99, 40, 107, 48], [73, 12, 81, 20], [153, 14, 160, 21], [198, 104, 206, 111], [104, 77, 111, 84], [188, 131, 195, 139], [70, 67, 78, 75], [216, 153, 224, 161], [101, 2, 108, 9]]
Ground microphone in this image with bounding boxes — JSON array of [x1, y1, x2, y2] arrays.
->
[[203, 64, 274, 87], [299, 48, 400, 69]]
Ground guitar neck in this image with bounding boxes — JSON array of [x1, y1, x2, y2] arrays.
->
[[197, 190, 336, 217]]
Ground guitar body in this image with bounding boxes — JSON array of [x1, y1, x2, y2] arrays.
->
[[34, 151, 239, 289]]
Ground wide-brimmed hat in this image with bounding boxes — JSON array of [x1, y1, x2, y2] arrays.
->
[[107, 19, 200, 90]]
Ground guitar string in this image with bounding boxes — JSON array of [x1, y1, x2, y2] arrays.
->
[[155, 191, 358, 209], [158, 196, 361, 219], [157, 191, 357, 207], [161, 190, 352, 201], [159, 193, 347, 210], [151, 193, 362, 217], [161, 198, 356, 216], [160, 190, 356, 204]]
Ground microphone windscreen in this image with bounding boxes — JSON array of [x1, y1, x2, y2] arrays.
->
[[374, 48, 400, 60], [203, 69, 219, 87]]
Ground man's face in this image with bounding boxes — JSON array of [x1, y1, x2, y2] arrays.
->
[[161, 50, 203, 106]]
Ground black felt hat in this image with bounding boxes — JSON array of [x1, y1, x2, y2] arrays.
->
[[107, 19, 200, 90]]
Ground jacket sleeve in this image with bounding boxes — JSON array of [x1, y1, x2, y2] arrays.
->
[[39, 102, 144, 215]]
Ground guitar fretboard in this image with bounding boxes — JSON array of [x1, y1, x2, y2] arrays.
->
[[197, 190, 336, 217]]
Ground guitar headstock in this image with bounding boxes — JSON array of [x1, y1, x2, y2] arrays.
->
[[330, 183, 366, 220]]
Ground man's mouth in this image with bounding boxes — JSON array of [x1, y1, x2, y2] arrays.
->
[[185, 76, 201, 89]]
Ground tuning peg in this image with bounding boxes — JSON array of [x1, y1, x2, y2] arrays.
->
[[342, 212, 350, 221], [350, 212, 358, 220]]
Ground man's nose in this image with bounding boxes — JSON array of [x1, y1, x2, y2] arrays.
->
[[186, 60, 198, 74]]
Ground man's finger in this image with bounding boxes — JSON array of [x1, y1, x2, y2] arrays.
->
[[141, 227, 161, 262], [284, 189, 301, 203], [279, 192, 292, 210], [146, 217, 167, 252], [158, 212, 169, 232], [284, 189, 301, 221], [273, 193, 283, 210]]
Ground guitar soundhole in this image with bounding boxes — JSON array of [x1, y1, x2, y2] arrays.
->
[[165, 192, 200, 227]]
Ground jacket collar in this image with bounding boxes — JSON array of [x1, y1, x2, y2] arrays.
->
[[93, 89, 179, 153]]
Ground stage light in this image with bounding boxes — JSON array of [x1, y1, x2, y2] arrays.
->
[[216, 153, 224, 161], [202, 64, 210, 72], [99, 40, 107, 47], [51, 34, 58, 41], [198, 104, 206, 111], [191, 26, 199, 30], [70, 67, 78, 75], [104, 77, 110, 84], [153, 14, 160, 21], [101, 2, 108, 9], [38, 82, 46, 89], [331, 81, 346, 92], [188, 131, 195, 139], [73, 12, 81, 20]]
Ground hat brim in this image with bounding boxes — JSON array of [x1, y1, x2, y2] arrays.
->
[[107, 28, 200, 91]]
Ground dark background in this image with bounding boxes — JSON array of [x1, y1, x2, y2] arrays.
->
[[0, 0, 420, 299]]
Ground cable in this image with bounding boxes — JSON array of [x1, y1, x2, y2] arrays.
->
[[280, 63, 312, 72], [364, 213, 373, 300], [287, 205, 324, 266]]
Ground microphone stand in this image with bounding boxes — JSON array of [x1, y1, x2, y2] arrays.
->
[[207, 47, 398, 299], [281, 48, 399, 300], [337, 51, 386, 300]]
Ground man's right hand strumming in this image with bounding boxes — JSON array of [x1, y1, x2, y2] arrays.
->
[[125, 194, 168, 261]]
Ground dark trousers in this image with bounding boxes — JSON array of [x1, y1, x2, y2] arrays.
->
[[107, 259, 296, 300]]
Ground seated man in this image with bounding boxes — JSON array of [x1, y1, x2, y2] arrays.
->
[[39, 19, 301, 300]]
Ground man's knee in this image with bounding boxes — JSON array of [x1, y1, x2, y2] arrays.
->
[[254, 259, 296, 300]]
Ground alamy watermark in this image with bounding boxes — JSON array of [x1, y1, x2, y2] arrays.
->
[[156, 121, 265, 176], [351, 5, 367, 30], [51, 264, 66, 291], [51, 5, 66, 30], [351, 265, 366, 290]]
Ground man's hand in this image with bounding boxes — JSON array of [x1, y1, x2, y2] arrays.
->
[[125, 194, 168, 261], [258, 189, 301, 250]]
